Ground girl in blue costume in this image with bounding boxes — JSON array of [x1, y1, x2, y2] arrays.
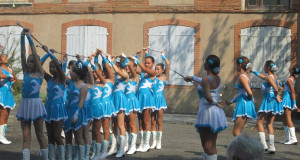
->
[[107, 54, 129, 158], [251, 60, 282, 154], [184, 55, 228, 160], [97, 51, 116, 159], [88, 50, 105, 160], [64, 58, 89, 160], [280, 65, 300, 145], [75, 55, 94, 160], [16, 28, 48, 160], [40, 45, 68, 160], [150, 51, 170, 150], [226, 57, 257, 136], [0, 54, 17, 145], [124, 56, 140, 155], [130, 47, 156, 153]]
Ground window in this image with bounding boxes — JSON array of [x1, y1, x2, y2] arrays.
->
[[148, 25, 195, 86], [66, 25, 108, 62], [240, 26, 291, 88], [0, 26, 29, 79], [246, 0, 290, 11]]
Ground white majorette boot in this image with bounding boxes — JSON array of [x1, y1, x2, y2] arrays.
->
[[284, 127, 298, 145], [79, 145, 85, 160], [200, 152, 207, 160], [124, 132, 129, 152], [107, 134, 117, 156], [48, 144, 55, 160], [65, 144, 72, 160], [23, 148, 30, 160], [92, 143, 102, 160], [136, 131, 144, 152], [0, 124, 11, 144], [99, 140, 109, 160], [116, 135, 126, 158], [150, 131, 157, 149], [141, 131, 151, 152], [280, 126, 289, 144], [57, 145, 65, 160], [84, 144, 90, 160], [73, 145, 79, 160], [156, 131, 162, 149], [90, 141, 96, 159], [40, 148, 49, 160], [127, 133, 137, 155], [268, 135, 275, 154], [258, 132, 268, 151], [206, 154, 218, 160]]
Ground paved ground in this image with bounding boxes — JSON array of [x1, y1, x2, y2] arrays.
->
[[1, 112, 300, 160]]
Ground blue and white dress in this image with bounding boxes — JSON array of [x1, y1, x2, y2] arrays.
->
[[232, 74, 257, 121], [112, 76, 128, 114], [45, 78, 68, 122], [258, 75, 283, 115], [16, 73, 47, 121], [0, 67, 15, 109], [194, 76, 228, 133], [281, 78, 296, 110], [64, 81, 88, 132], [125, 80, 140, 115], [101, 82, 116, 118], [90, 84, 104, 119], [152, 77, 167, 111], [137, 72, 155, 112], [84, 87, 93, 122]]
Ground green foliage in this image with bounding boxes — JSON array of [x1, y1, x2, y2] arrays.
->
[[0, 30, 23, 77], [12, 80, 22, 95]]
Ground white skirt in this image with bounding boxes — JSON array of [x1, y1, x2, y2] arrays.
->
[[16, 98, 47, 122], [195, 99, 228, 133]]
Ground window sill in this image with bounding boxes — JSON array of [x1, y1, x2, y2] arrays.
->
[[0, 2, 32, 7]]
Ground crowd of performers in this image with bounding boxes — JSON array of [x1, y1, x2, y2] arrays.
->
[[0, 28, 299, 160], [0, 28, 170, 160], [184, 55, 300, 160]]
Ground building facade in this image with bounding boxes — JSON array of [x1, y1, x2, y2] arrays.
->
[[0, 0, 299, 116]]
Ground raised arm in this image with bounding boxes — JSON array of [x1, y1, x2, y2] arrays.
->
[[110, 59, 129, 79], [129, 56, 156, 76], [128, 60, 137, 81], [26, 30, 44, 75], [161, 51, 170, 81], [101, 54, 115, 83], [20, 30, 28, 74], [250, 69, 266, 80]]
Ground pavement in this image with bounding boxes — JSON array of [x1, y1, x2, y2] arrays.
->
[[1, 112, 300, 160]]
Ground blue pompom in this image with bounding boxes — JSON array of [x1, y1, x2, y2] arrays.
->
[[296, 68, 299, 73], [271, 63, 275, 67], [238, 58, 243, 64], [208, 59, 214, 65]]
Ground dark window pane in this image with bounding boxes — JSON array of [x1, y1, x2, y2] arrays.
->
[[249, 0, 257, 5], [279, 0, 289, 5], [263, 0, 277, 5]]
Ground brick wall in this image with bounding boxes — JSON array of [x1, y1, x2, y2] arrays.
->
[[2, 0, 298, 14]]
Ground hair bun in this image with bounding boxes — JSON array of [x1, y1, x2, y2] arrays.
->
[[212, 67, 220, 74]]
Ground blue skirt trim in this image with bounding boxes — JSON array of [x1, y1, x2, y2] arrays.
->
[[194, 124, 228, 134], [258, 96, 283, 115]]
